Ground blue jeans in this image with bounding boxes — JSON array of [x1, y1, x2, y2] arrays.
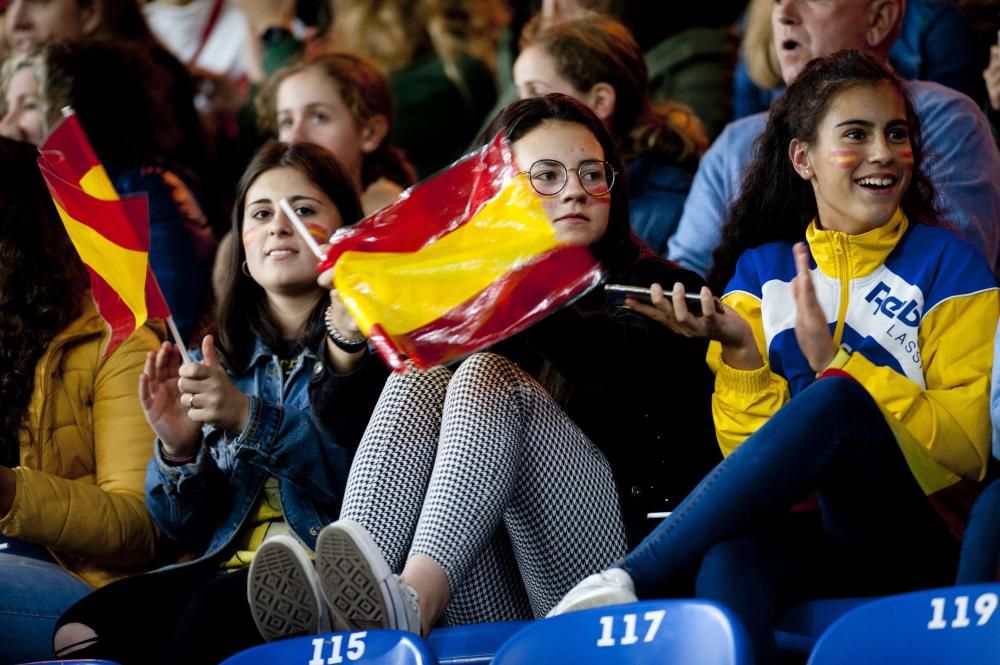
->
[[957, 477, 1000, 584], [0, 556, 92, 664], [618, 377, 958, 664]]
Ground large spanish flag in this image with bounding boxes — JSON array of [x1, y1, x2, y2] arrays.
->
[[320, 133, 605, 370], [37, 111, 170, 356]]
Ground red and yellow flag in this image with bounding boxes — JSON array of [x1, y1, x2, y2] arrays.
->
[[37, 112, 170, 356], [319, 133, 605, 370]]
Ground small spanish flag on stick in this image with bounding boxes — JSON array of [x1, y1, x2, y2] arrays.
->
[[37, 109, 183, 359], [317, 132, 605, 371]]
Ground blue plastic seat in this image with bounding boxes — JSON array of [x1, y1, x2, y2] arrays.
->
[[427, 620, 529, 665], [490, 599, 752, 664], [219, 629, 435, 665], [806, 583, 1000, 664], [775, 596, 874, 655]]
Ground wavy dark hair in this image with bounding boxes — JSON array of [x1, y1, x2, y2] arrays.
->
[[0, 138, 88, 467], [257, 50, 417, 191], [215, 142, 365, 372], [42, 36, 204, 174], [520, 13, 707, 172], [708, 49, 940, 293], [477, 93, 644, 277]]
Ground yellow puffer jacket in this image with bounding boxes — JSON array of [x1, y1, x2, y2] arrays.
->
[[0, 302, 162, 588]]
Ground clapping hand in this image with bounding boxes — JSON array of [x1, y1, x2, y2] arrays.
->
[[791, 242, 837, 371]]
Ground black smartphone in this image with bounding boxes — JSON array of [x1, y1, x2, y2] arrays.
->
[[604, 284, 721, 315]]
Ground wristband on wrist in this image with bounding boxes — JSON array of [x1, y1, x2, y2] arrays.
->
[[160, 442, 196, 465], [324, 305, 366, 353]]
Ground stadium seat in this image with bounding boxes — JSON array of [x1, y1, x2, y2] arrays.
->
[[490, 599, 753, 665], [219, 629, 435, 665], [775, 596, 874, 655], [427, 620, 529, 665], [806, 583, 1000, 665]]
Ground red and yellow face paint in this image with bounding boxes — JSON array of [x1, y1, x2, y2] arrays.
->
[[897, 149, 914, 172], [827, 150, 860, 170], [305, 222, 331, 244]]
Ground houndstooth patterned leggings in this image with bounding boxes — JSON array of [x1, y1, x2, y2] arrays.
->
[[339, 352, 627, 625]]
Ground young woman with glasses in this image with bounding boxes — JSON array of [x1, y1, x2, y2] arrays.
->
[[246, 93, 722, 640]]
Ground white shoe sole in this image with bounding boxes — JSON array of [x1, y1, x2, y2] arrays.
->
[[248, 537, 328, 641], [315, 520, 407, 631]]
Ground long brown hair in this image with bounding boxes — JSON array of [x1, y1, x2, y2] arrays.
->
[[0, 138, 88, 467], [215, 142, 365, 371], [709, 50, 941, 292]]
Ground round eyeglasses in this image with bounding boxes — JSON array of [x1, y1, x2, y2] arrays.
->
[[521, 159, 617, 198]]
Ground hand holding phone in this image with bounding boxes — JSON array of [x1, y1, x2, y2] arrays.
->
[[604, 284, 722, 315]]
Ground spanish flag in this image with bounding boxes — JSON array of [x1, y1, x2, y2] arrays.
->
[[320, 133, 605, 370], [37, 111, 170, 356]]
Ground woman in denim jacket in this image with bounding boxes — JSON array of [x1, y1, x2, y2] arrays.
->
[[52, 142, 385, 664]]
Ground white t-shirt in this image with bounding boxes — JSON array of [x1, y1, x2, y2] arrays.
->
[[144, 0, 248, 81]]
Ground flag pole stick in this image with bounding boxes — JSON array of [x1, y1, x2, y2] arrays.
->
[[165, 316, 193, 365], [280, 198, 326, 259]]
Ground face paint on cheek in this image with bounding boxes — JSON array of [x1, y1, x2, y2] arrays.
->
[[587, 196, 611, 206], [827, 150, 860, 169], [898, 149, 914, 172], [242, 225, 262, 250], [306, 222, 331, 244]]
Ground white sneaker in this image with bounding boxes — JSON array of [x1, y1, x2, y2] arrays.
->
[[315, 519, 422, 635], [248, 535, 331, 641], [547, 568, 638, 617]]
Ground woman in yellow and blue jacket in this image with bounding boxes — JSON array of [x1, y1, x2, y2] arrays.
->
[[550, 50, 999, 664]]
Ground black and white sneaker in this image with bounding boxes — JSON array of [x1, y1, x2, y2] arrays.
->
[[248, 535, 331, 641], [315, 519, 422, 634]]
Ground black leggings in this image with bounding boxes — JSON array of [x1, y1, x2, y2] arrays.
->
[[56, 563, 261, 665]]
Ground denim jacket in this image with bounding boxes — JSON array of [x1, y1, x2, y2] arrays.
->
[[146, 337, 351, 566]]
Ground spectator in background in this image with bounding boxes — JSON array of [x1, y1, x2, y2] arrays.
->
[[144, 0, 249, 84], [669, 0, 1000, 278], [3, 0, 212, 216], [0, 54, 44, 143], [733, 0, 982, 120], [211, 50, 419, 299], [41, 38, 217, 340], [514, 13, 707, 254], [0, 137, 161, 665], [985, 30, 1000, 133], [491, 1, 743, 142], [244, 0, 504, 179], [257, 51, 417, 215]]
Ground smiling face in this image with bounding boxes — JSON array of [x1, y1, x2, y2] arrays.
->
[[791, 81, 912, 234], [0, 65, 45, 144], [512, 119, 610, 247], [276, 67, 370, 190], [771, 0, 871, 83], [242, 166, 344, 297]]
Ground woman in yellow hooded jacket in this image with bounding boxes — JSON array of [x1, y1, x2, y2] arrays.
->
[[0, 137, 161, 664], [550, 50, 999, 665]]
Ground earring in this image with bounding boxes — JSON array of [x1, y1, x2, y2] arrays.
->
[[242, 260, 251, 277]]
